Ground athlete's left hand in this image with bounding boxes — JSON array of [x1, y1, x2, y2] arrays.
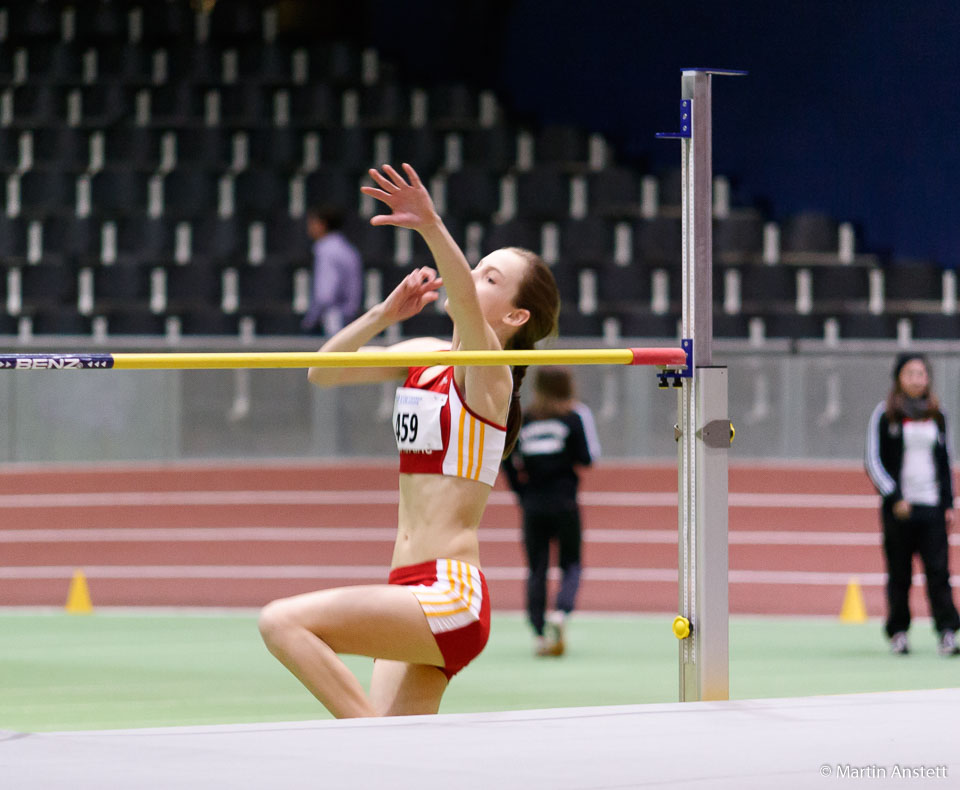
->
[[361, 164, 440, 232]]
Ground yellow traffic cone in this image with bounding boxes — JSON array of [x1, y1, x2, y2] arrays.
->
[[839, 577, 867, 623], [65, 569, 93, 615]]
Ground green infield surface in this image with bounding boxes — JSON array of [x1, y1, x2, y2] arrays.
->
[[1, 612, 957, 732]]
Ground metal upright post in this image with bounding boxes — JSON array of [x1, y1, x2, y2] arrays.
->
[[658, 68, 744, 702]]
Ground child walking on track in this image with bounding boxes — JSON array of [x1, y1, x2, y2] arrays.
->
[[258, 163, 560, 716], [865, 352, 960, 657], [505, 367, 600, 656]]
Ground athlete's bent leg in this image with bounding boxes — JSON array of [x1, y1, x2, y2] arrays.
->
[[258, 584, 445, 719], [369, 659, 448, 716]]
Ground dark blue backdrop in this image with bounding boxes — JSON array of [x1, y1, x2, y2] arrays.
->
[[363, 0, 960, 266]]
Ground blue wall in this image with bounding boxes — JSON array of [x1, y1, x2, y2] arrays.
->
[[365, 0, 960, 266]]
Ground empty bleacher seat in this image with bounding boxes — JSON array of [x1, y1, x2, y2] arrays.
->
[[617, 311, 679, 338], [596, 264, 651, 309], [0, 216, 31, 263], [99, 308, 167, 336], [27, 310, 92, 335], [191, 215, 245, 264], [234, 169, 288, 217], [587, 168, 640, 218], [17, 170, 73, 215], [174, 128, 234, 171], [560, 217, 617, 266], [42, 215, 100, 265], [400, 311, 452, 338], [143, 84, 206, 126], [882, 262, 943, 309], [838, 313, 898, 339], [24, 128, 90, 170], [74, 2, 128, 42], [762, 314, 824, 339], [19, 264, 77, 310], [461, 127, 516, 171], [535, 125, 590, 169], [92, 265, 153, 310], [161, 171, 220, 219], [735, 264, 797, 312], [713, 213, 765, 264], [177, 308, 240, 336], [781, 211, 837, 256], [713, 314, 751, 339], [89, 169, 150, 216], [557, 309, 604, 337], [514, 168, 570, 220], [428, 84, 479, 130], [285, 84, 338, 128], [76, 84, 134, 127], [810, 265, 870, 310], [321, 128, 374, 172], [93, 44, 155, 84], [443, 168, 500, 221], [912, 314, 960, 340], [237, 265, 294, 310], [633, 217, 681, 267], [4, 84, 65, 126], [482, 219, 542, 256], [304, 42, 362, 87], [390, 129, 445, 177], [21, 43, 83, 84], [102, 128, 165, 170], [304, 169, 360, 211], [164, 266, 223, 311]]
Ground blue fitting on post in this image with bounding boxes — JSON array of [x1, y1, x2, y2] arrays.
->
[[655, 99, 692, 140], [680, 338, 693, 379]]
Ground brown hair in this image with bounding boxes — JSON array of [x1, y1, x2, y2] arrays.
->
[[528, 367, 575, 420], [501, 247, 560, 457], [885, 356, 943, 425]]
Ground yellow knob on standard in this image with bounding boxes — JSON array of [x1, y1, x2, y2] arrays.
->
[[672, 615, 691, 640], [730, 423, 736, 444]]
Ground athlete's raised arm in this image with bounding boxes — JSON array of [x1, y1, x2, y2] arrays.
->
[[361, 164, 497, 353]]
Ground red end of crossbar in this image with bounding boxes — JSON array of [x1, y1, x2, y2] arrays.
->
[[629, 347, 687, 366]]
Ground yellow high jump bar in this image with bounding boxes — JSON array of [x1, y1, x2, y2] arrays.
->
[[0, 347, 687, 371]]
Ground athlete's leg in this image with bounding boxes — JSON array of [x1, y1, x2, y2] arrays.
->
[[258, 584, 445, 718], [369, 659, 448, 716]]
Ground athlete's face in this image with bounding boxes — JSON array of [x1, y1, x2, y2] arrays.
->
[[445, 248, 531, 337], [898, 359, 929, 399]]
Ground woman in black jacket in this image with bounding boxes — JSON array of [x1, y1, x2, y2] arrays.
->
[[865, 353, 960, 656]]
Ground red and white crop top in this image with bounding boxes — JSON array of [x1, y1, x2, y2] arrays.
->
[[394, 365, 507, 487]]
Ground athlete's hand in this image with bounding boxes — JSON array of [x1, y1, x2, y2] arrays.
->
[[946, 508, 955, 529], [380, 267, 443, 324], [361, 164, 440, 232]]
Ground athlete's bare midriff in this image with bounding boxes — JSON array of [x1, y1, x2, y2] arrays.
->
[[393, 473, 489, 568]]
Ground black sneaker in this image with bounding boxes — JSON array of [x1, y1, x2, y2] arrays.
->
[[890, 632, 910, 655], [938, 630, 960, 657]]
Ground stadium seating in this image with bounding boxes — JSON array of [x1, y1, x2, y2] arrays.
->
[[0, 1, 949, 344]]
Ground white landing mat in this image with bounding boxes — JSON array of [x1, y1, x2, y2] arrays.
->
[[1, 689, 957, 789]]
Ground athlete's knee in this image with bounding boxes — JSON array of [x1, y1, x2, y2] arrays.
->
[[258, 598, 297, 646]]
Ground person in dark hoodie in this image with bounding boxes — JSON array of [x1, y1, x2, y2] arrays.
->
[[865, 352, 960, 656]]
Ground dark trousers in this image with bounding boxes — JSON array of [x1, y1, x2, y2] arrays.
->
[[882, 504, 960, 637], [522, 509, 582, 636]]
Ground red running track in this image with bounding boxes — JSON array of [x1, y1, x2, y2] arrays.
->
[[1, 460, 957, 617]]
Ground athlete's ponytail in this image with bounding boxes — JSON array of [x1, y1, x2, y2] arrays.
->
[[501, 248, 559, 458]]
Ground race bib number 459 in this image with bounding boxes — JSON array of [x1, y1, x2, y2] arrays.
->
[[393, 388, 447, 452]]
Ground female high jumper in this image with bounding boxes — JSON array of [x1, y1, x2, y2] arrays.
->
[[258, 163, 561, 716]]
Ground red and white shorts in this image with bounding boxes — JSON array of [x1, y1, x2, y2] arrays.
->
[[388, 558, 491, 680]]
